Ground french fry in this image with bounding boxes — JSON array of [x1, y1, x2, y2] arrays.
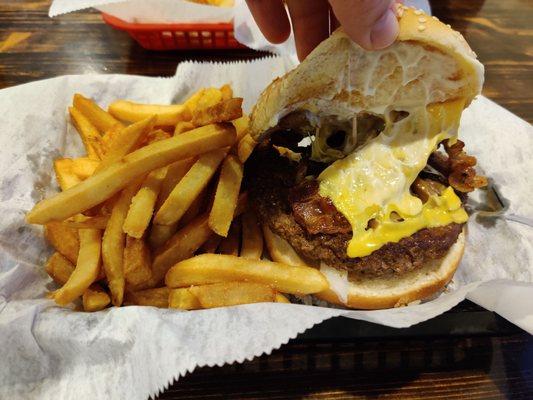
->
[[165, 254, 328, 295], [70, 157, 99, 179], [185, 87, 223, 112], [125, 287, 169, 308], [218, 219, 240, 256], [200, 233, 223, 253], [148, 224, 178, 251], [208, 155, 243, 236], [108, 100, 191, 126], [102, 178, 144, 306], [45, 252, 75, 285], [145, 129, 171, 144], [179, 186, 208, 228], [232, 114, 249, 142], [54, 159, 82, 190], [124, 236, 153, 287], [62, 215, 109, 230], [262, 225, 310, 267], [219, 84, 233, 100], [95, 116, 155, 173], [53, 228, 102, 306], [240, 211, 263, 259], [151, 213, 212, 285], [153, 192, 247, 278], [168, 288, 201, 310], [189, 282, 275, 309], [237, 134, 257, 163], [69, 106, 104, 159], [26, 123, 236, 224], [154, 149, 226, 226], [174, 121, 194, 135], [83, 284, 111, 312], [123, 167, 167, 238], [156, 158, 195, 211], [44, 221, 80, 264], [275, 293, 291, 303], [192, 98, 243, 127], [73, 93, 123, 133]]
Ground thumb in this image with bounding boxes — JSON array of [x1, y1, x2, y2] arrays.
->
[[329, 0, 399, 50]]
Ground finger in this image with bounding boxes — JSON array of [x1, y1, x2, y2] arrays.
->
[[329, 0, 399, 50], [286, 0, 330, 61], [246, 0, 291, 44]]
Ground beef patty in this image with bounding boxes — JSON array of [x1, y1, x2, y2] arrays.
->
[[246, 146, 464, 279]]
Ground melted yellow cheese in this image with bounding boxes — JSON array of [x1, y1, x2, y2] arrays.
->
[[318, 99, 468, 258]]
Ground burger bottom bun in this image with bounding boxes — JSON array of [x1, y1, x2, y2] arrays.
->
[[263, 225, 465, 310], [316, 230, 465, 309]]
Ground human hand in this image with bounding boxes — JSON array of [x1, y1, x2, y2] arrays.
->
[[246, 0, 400, 60]]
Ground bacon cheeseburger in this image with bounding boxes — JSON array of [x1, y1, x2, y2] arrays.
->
[[245, 7, 487, 309]]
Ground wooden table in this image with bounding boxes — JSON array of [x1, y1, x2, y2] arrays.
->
[[1, 1, 532, 399]]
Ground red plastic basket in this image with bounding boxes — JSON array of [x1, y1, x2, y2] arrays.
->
[[102, 13, 246, 51]]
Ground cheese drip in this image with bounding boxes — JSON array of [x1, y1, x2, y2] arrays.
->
[[318, 99, 468, 258]]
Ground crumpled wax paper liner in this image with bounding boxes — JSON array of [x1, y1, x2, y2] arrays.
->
[[0, 57, 532, 400]]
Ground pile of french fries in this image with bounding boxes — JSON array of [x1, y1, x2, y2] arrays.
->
[[28, 85, 328, 312]]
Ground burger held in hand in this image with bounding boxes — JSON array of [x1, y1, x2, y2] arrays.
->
[[245, 6, 487, 309]]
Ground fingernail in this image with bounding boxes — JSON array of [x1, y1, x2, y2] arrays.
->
[[370, 8, 399, 50]]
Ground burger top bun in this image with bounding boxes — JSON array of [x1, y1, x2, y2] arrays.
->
[[250, 6, 483, 143]]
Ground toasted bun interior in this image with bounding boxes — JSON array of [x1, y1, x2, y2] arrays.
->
[[250, 7, 483, 143]]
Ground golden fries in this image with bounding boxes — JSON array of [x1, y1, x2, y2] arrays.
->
[[168, 288, 201, 310], [95, 116, 155, 173], [154, 149, 226, 226], [125, 287, 169, 308], [108, 100, 191, 126], [166, 254, 328, 295], [220, 84, 233, 100], [174, 121, 194, 135], [152, 213, 212, 285], [73, 94, 123, 133], [190, 282, 275, 308], [145, 129, 171, 144], [70, 157, 99, 179], [69, 106, 104, 159], [53, 228, 102, 306], [83, 284, 111, 312], [240, 211, 263, 259], [275, 293, 291, 303], [208, 155, 243, 236], [54, 159, 82, 191], [26, 123, 236, 224], [44, 221, 80, 264], [218, 219, 240, 256], [124, 236, 153, 287], [237, 134, 257, 163], [102, 178, 144, 306], [156, 158, 195, 211], [232, 115, 250, 141], [185, 87, 223, 111], [45, 252, 75, 285], [30, 88, 308, 312], [62, 215, 109, 230], [148, 224, 178, 251], [262, 225, 310, 267], [123, 167, 167, 238], [192, 98, 243, 127]]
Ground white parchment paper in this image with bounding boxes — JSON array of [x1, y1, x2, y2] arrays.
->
[[0, 58, 532, 400]]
